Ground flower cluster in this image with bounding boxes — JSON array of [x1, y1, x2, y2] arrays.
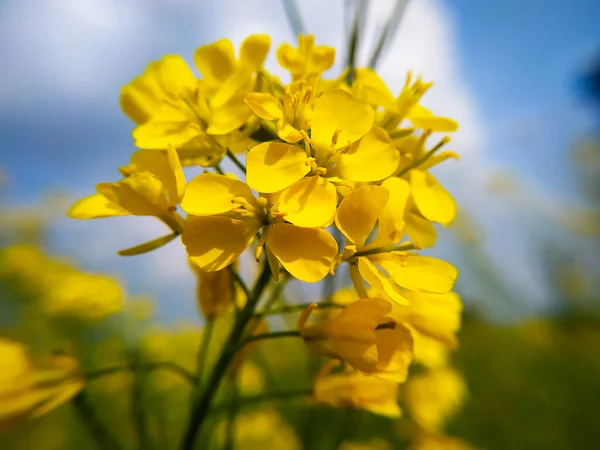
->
[[63, 32, 462, 448]]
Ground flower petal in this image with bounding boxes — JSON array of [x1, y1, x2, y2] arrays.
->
[[404, 209, 437, 248], [372, 177, 410, 247], [239, 34, 271, 70], [207, 95, 252, 135], [335, 185, 389, 247], [357, 257, 408, 305], [311, 89, 374, 151], [278, 176, 337, 228], [155, 55, 197, 98], [194, 39, 236, 84], [391, 291, 462, 348], [96, 172, 167, 216], [410, 170, 457, 226], [182, 216, 259, 272], [245, 93, 283, 121], [246, 142, 310, 193], [373, 323, 414, 383], [68, 194, 129, 219], [377, 254, 458, 294], [335, 127, 399, 182], [128, 147, 186, 206], [354, 68, 396, 109], [181, 173, 257, 216], [408, 104, 459, 132], [267, 223, 337, 282], [132, 106, 200, 149]]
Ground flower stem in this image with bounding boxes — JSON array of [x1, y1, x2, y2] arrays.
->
[[226, 149, 247, 174], [85, 362, 197, 385], [239, 330, 302, 349], [180, 263, 272, 450], [196, 317, 215, 386], [254, 302, 343, 317], [72, 390, 122, 450]]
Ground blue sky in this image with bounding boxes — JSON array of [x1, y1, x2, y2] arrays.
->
[[0, 0, 598, 322]]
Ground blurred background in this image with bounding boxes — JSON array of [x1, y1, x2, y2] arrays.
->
[[1, 0, 599, 449]]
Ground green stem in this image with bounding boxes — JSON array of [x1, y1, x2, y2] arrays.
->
[[196, 317, 215, 386], [180, 263, 272, 450], [72, 390, 122, 450], [254, 302, 343, 317], [239, 330, 302, 349], [211, 388, 313, 415], [395, 138, 448, 177], [229, 266, 251, 303], [226, 149, 247, 174], [224, 377, 238, 450], [354, 242, 416, 257], [215, 165, 225, 175], [131, 356, 148, 450], [86, 362, 197, 385]]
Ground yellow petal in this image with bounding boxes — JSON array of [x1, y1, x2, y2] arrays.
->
[[181, 173, 257, 216], [129, 147, 186, 206], [182, 216, 259, 272], [267, 223, 337, 282], [194, 38, 236, 84], [245, 93, 283, 121], [410, 170, 457, 226], [311, 89, 374, 151], [246, 142, 310, 193], [335, 127, 399, 182], [277, 121, 303, 143], [276, 43, 303, 74], [239, 34, 271, 70], [155, 55, 197, 98], [278, 176, 337, 228], [373, 323, 414, 383], [132, 109, 200, 149], [408, 104, 459, 132], [357, 257, 408, 305], [96, 172, 167, 216], [404, 209, 437, 248], [68, 193, 129, 219], [118, 232, 179, 257], [206, 95, 252, 135], [354, 68, 396, 109], [392, 291, 462, 347], [377, 254, 458, 294], [309, 45, 336, 74], [420, 150, 460, 171], [335, 185, 389, 247], [372, 177, 410, 247], [119, 71, 163, 124]]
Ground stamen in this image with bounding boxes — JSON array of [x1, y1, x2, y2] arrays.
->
[[254, 229, 268, 262]]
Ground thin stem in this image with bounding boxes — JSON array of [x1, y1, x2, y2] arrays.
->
[[196, 317, 215, 386], [215, 165, 225, 175], [226, 149, 247, 174], [282, 0, 305, 36], [229, 266, 251, 303], [255, 302, 343, 317], [212, 388, 313, 415], [180, 263, 272, 450], [367, 0, 411, 69], [86, 362, 197, 385], [131, 355, 148, 450], [239, 330, 302, 349], [354, 242, 416, 257], [345, 0, 368, 84], [224, 377, 238, 450], [72, 390, 122, 450], [395, 138, 449, 177]]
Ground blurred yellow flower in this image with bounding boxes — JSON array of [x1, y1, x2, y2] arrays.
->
[[276, 34, 335, 81], [314, 362, 402, 418], [404, 367, 468, 433], [0, 339, 84, 432]]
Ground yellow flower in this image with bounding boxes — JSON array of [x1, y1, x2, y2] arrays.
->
[[314, 362, 401, 418], [299, 298, 413, 382], [403, 367, 468, 433], [0, 339, 84, 432], [276, 34, 335, 80], [180, 173, 338, 282], [336, 184, 458, 304], [190, 260, 234, 319], [42, 271, 124, 322], [246, 89, 398, 227], [68, 146, 185, 228], [123, 35, 270, 156], [245, 73, 318, 143], [409, 433, 476, 450]]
